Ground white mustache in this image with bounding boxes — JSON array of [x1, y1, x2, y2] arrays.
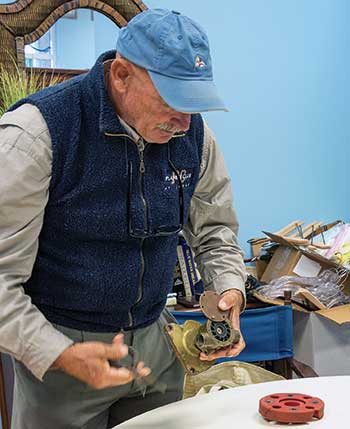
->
[[156, 124, 182, 133]]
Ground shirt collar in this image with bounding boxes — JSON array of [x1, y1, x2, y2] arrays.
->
[[118, 116, 142, 143]]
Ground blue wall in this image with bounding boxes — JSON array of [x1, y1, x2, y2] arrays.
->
[[55, 9, 95, 69], [2, 0, 349, 255], [145, 0, 350, 254], [93, 10, 120, 58], [54, 9, 119, 69]]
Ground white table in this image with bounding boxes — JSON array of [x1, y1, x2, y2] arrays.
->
[[115, 376, 349, 428]]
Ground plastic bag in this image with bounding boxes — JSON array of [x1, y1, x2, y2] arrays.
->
[[256, 270, 350, 308]]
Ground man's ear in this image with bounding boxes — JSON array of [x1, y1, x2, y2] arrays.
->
[[109, 58, 132, 93]]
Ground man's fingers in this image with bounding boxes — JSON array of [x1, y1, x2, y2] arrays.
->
[[199, 338, 246, 361], [93, 341, 128, 360], [218, 295, 235, 311], [54, 339, 153, 390], [101, 362, 151, 389], [199, 349, 228, 361], [87, 359, 150, 388], [87, 366, 134, 389], [224, 339, 246, 357], [218, 289, 243, 311], [112, 333, 124, 344], [106, 366, 134, 386], [135, 361, 151, 377]]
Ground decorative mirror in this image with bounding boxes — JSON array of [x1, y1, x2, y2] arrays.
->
[[0, 0, 147, 79]]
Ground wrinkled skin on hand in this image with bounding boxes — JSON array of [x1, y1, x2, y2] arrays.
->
[[52, 333, 151, 389]]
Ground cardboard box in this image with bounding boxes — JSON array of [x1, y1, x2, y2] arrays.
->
[[248, 221, 342, 281], [260, 231, 348, 285], [247, 220, 305, 257], [260, 246, 301, 283], [293, 306, 350, 376], [254, 229, 350, 375], [253, 295, 350, 375]]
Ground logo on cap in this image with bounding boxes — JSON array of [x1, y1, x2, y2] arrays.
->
[[195, 56, 206, 69]]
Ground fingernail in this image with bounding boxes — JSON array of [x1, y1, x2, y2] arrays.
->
[[121, 344, 128, 355]]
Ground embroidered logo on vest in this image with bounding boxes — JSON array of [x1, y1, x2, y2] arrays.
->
[[165, 169, 193, 190]]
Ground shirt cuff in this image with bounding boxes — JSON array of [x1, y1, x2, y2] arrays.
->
[[22, 325, 74, 380]]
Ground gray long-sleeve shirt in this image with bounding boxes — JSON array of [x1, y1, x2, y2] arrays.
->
[[0, 103, 246, 380]]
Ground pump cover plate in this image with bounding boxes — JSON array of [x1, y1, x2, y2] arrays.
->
[[199, 291, 230, 321]]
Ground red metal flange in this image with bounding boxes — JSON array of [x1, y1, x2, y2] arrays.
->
[[259, 392, 324, 424]]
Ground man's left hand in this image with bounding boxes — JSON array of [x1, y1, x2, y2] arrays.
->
[[199, 289, 246, 361]]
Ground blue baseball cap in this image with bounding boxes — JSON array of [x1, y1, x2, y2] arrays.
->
[[116, 9, 228, 113]]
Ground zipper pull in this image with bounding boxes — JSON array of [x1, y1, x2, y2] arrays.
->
[[137, 138, 145, 173]]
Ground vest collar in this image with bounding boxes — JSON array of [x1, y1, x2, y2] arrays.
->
[[83, 50, 126, 136]]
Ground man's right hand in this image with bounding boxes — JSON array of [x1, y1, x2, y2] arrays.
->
[[52, 333, 151, 389]]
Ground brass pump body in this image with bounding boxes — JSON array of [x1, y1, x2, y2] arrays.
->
[[165, 291, 240, 374]]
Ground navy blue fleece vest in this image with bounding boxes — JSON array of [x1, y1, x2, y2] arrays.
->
[[12, 51, 204, 331]]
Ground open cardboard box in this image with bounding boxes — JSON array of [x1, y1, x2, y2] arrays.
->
[[249, 220, 342, 280], [254, 231, 350, 375], [248, 221, 305, 279], [259, 231, 350, 321]]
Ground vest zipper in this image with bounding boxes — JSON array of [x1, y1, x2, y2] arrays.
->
[[137, 138, 148, 230], [138, 139, 146, 174], [128, 138, 147, 328]]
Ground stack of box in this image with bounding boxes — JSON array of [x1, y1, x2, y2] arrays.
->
[[247, 220, 350, 376]]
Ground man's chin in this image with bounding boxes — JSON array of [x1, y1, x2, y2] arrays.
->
[[152, 138, 172, 144], [147, 131, 174, 144]]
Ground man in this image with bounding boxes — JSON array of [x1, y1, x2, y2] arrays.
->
[[0, 8, 246, 429]]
